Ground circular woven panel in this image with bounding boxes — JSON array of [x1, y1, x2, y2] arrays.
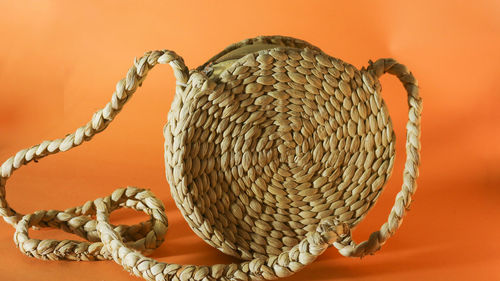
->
[[164, 36, 395, 260]]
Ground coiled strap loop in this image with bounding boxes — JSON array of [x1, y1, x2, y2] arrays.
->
[[334, 58, 422, 258]]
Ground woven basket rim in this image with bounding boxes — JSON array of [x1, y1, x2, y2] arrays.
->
[[197, 35, 323, 72]]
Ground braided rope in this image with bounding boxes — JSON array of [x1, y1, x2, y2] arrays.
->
[[96, 210, 349, 281], [333, 58, 422, 257], [1, 49, 189, 260], [14, 187, 168, 261]]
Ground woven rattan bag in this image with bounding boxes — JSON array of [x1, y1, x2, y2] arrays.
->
[[0, 36, 421, 280]]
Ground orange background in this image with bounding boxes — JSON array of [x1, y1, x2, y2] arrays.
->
[[0, 1, 499, 280]]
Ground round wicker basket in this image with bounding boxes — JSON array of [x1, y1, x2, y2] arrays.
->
[[166, 35, 398, 259]]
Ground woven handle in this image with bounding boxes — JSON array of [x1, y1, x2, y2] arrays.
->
[[0, 50, 188, 259], [334, 58, 422, 258]]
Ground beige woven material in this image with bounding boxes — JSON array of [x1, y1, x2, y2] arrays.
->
[[0, 35, 421, 280]]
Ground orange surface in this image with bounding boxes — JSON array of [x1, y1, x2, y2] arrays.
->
[[0, 1, 499, 280]]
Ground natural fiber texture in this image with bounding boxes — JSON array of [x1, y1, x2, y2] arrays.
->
[[0, 35, 421, 280], [164, 36, 422, 261]]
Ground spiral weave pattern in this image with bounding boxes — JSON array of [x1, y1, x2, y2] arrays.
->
[[164, 36, 420, 263]]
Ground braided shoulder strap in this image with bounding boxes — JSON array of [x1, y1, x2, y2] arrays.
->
[[0, 50, 351, 280], [334, 58, 422, 258], [0, 50, 189, 260]]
